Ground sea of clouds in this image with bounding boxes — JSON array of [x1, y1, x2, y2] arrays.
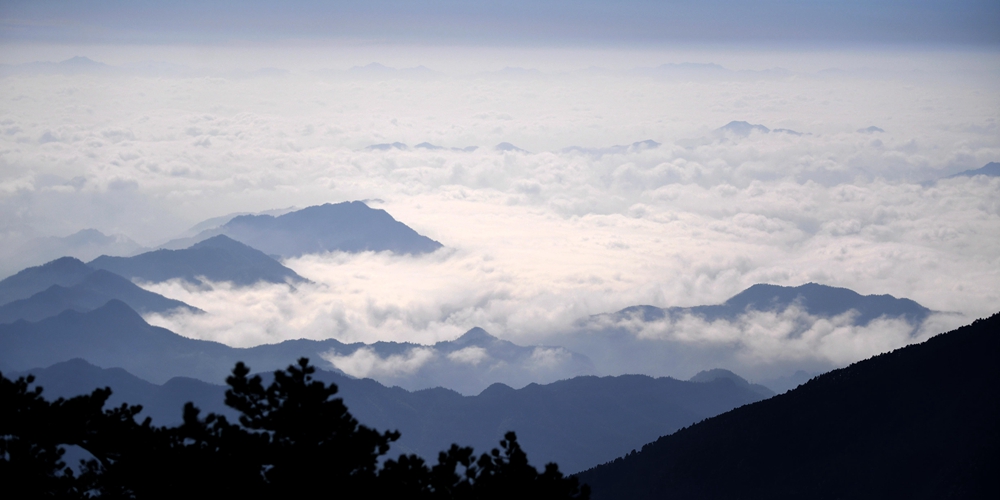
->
[[1, 47, 998, 381]]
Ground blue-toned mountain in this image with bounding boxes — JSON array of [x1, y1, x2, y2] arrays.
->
[[12, 357, 770, 475], [0, 301, 591, 394], [90, 234, 305, 286], [165, 202, 442, 257], [609, 283, 931, 326], [0, 269, 199, 323]]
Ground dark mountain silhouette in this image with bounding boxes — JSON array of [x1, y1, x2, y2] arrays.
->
[[0, 300, 237, 383], [947, 161, 1000, 179], [9, 358, 232, 425], [16, 356, 770, 474], [604, 283, 931, 327], [5, 359, 587, 499], [89, 234, 306, 286], [688, 368, 774, 398], [180, 201, 443, 257], [0, 269, 199, 324], [576, 312, 1000, 499], [0, 303, 591, 393]]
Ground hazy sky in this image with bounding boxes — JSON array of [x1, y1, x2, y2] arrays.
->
[[2, 1, 998, 46], [1, 1, 998, 380]]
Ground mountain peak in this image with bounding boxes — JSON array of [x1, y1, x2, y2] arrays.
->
[[718, 121, 770, 136], [689, 368, 748, 385], [38, 256, 90, 272], [217, 202, 442, 257], [191, 234, 251, 250], [451, 327, 498, 346]]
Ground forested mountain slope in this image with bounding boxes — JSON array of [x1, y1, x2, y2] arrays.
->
[[577, 312, 1000, 499]]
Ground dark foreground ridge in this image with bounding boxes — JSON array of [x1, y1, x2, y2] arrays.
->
[[1, 358, 589, 499], [12, 357, 769, 475], [577, 312, 1000, 499]]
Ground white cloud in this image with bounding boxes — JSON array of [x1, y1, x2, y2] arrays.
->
[[447, 346, 490, 366], [528, 347, 572, 371], [320, 346, 436, 379], [2, 49, 998, 384]]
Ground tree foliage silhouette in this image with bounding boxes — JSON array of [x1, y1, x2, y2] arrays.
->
[[1, 358, 589, 499]]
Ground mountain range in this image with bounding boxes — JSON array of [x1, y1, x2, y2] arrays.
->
[[0, 300, 592, 394], [0, 251, 940, 394], [89, 234, 306, 286], [159, 202, 442, 257], [601, 282, 931, 327], [0, 257, 200, 323], [557, 282, 935, 384], [11, 356, 772, 475], [577, 312, 1000, 498], [0, 268, 199, 324]]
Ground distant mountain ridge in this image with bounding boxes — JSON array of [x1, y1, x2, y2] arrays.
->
[[0, 269, 199, 324], [12, 357, 771, 475], [556, 282, 934, 390], [688, 368, 774, 398], [90, 234, 306, 286], [0, 258, 199, 323], [162, 202, 443, 258], [577, 312, 1000, 499], [603, 283, 931, 327], [0, 257, 95, 305], [0, 301, 592, 394]]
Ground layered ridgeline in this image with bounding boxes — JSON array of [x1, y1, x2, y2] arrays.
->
[[0, 257, 199, 323], [160, 201, 443, 257], [0, 234, 306, 324], [577, 313, 1000, 499], [12, 357, 771, 475], [564, 283, 935, 391], [0, 301, 591, 394], [89, 234, 306, 286], [606, 283, 931, 326]]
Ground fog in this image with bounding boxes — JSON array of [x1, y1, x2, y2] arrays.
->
[[2, 45, 998, 381]]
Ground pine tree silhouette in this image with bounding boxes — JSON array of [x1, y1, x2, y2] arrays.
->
[[1, 358, 589, 499]]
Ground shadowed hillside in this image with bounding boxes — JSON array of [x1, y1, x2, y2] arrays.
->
[[576, 312, 1000, 499]]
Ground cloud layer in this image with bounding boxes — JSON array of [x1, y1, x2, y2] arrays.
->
[[2, 50, 998, 383]]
